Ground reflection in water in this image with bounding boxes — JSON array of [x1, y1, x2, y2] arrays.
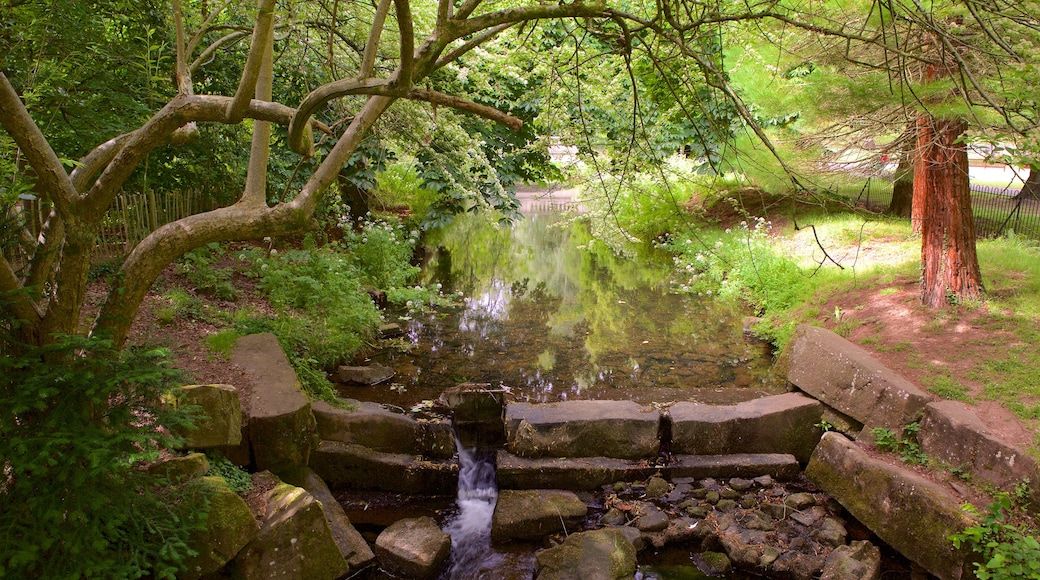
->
[[341, 213, 782, 408]]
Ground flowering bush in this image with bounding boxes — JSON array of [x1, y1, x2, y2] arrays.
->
[[664, 216, 808, 314]]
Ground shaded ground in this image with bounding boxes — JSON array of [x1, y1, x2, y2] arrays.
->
[[808, 274, 1037, 453]]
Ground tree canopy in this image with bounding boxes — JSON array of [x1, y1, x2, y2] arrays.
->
[[4, 0, 1040, 348]]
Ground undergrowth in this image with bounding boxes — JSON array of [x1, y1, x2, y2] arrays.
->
[[952, 493, 1040, 580], [0, 335, 209, 579]]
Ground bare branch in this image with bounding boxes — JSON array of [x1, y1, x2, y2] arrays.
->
[[186, 0, 237, 57], [407, 88, 522, 130], [434, 23, 514, 69], [227, 0, 277, 123], [242, 7, 275, 207], [361, 0, 393, 79], [0, 73, 79, 216], [190, 30, 251, 73], [287, 78, 391, 155], [436, 0, 453, 29], [393, 0, 415, 87], [454, 0, 486, 21], [172, 0, 193, 95]]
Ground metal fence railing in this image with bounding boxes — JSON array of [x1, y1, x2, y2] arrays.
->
[[830, 178, 1040, 240]]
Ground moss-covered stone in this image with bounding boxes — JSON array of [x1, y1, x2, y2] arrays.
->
[[492, 489, 588, 542], [180, 476, 258, 580], [147, 452, 209, 483], [535, 528, 636, 580], [172, 384, 243, 449], [230, 481, 349, 580], [806, 432, 975, 580]]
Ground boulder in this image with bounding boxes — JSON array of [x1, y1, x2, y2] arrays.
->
[[535, 528, 637, 580], [335, 363, 395, 386], [918, 400, 1040, 507], [778, 324, 931, 434], [230, 480, 349, 580], [172, 384, 243, 449], [374, 517, 451, 579], [233, 333, 317, 473], [147, 452, 209, 483], [670, 393, 824, 464], [279, 466, 376, 571], [806, 432, 975, 580], [505, 401, 660, 459], [180, 476, 258, 580], [309, 440, 457, 494], [492, 489, 588, 542], [821, 540, 881, 580]]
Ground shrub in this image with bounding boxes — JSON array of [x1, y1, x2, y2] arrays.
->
[[0, 335, 209, 579], [952, 493, 1040, 580], [665, 217, 811, 314]]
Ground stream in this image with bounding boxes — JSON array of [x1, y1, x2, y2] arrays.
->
[[336, 208, 794, 578], [338, 211, 785, 410]]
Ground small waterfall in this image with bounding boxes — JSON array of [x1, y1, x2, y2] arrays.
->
[[444, 442, 503, 579]]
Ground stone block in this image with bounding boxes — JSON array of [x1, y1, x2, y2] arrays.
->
[[309, 440, 457, 494], [806, 432, 974, 580], [918, 400, 1040, 508], [492, 489, 588, 542], [232, 333, 317, 474], [670, 393, 824, 464], [779, 324, 931, 433], [172, 384, 243, 449], [534, 528, 636, 580], [280, 466, 375, 571], [180, 476, 258, 580], [231, 480, 349, 580], [505, 400, 660, 459], [497, 452, 655, 491], [374, 517, 451, 579]]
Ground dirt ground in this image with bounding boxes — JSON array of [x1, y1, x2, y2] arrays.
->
[[810, 273, 1037, 453]]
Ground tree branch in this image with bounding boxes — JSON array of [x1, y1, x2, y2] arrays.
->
[[360, 0, 393, 79], [434, 23, 514, 69], [407, 88, 522, 131], [172, 0, 193, 95], [187, 0, 237, 57], [0, 73, 79, 217], [393, 0, 415, 87], [190, 30, 251, 73], [242, 6, 275, 207], [227, 0, 277, 123], [287, 78, 391, 155]]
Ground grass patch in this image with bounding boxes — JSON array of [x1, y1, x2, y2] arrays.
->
[[925, 375, 974, 402], [975, 347, 1040, 421]]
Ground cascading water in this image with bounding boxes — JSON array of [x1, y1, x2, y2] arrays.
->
[[443, 442, 503, 579]]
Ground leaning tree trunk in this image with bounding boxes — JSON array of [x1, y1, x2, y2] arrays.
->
[[1018, 166, 1040, 201], [887, 148, 914, 218], [914, 116, 984, 308]]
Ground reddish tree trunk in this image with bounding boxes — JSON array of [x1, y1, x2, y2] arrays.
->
[[914, 116, 984, 307]]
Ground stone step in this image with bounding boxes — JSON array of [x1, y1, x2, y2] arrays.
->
[[496, 451, 800, 491]]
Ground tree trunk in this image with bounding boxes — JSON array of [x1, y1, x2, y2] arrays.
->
[[914, 116, 984, 308], [1018, 166, 1040, 201], [886, 148, 914, 218]]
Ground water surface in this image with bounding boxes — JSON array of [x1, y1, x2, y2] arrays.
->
[[339, 213, 783, 408]]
